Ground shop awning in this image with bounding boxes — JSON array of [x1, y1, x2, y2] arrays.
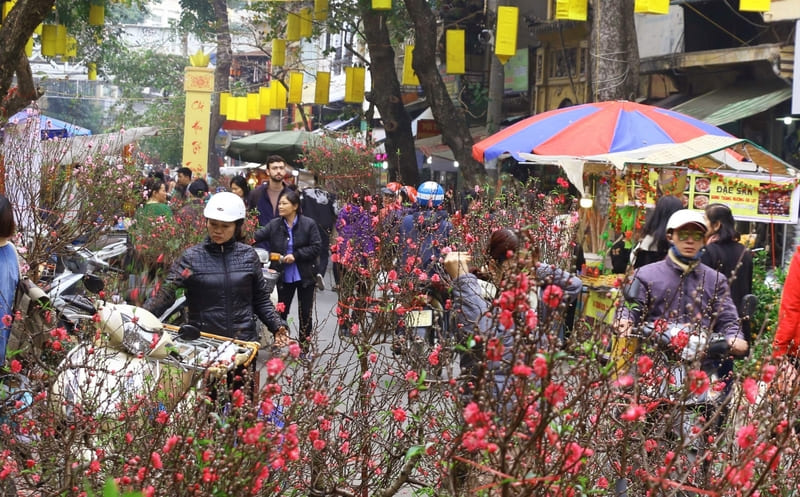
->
[[670, 82, 792, 126], [416, 126, 491, 162]]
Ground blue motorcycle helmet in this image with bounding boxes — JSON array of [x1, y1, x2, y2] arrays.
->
[[416, 181, 445, 208]]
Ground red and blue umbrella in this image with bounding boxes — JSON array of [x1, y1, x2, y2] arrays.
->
[[472, 101, 732, 163]]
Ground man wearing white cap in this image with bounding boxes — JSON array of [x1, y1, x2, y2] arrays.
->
[[616, 209, 748, 356]]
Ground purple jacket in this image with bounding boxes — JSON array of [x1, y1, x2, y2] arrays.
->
[[616, 256, 743, 341]]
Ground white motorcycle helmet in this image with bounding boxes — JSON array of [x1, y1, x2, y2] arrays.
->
[[204, 191, 246, 222]]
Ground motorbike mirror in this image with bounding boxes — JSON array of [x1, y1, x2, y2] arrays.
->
[[176, 324, 201, 341], [83, 274, 105, 294]]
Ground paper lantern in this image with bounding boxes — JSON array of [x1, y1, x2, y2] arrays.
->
[[233, 96, 248, 122], [288, 72, 304, 104], [494, 6, 518, 64], [314, 0, 328, 20], [259, 86, 273, 115], [88, 63, 97, 81], [2, 0, 16, 21], [446, 29, 465, 74], [300, 8, 312, 38], [65, 36, 77, 59], [287, 12, 301, 41], [556, 0, 588, 19], [89, 4, 105, 26], [634, 0, 668, 15], [272, 39, 286, 67], [247, 93, 261, 120], [41, 24, 58, 57], [273, 83, 287, 111], [24, 37, 33, 57], [402, 45, 419, 86], [220, 92, 231, 116], [54, 24, 67, 55], [344, 66, 366, 103], [372, 0, 391, 9], [315, 71, 330, 105], [739, 0, 770, 11]]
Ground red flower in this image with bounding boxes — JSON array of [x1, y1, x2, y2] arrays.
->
[[688, 369, 709, 395], [736, 424, 757, 448], [9, 360, 22, 373], [620, 403, 646, 422], [266, 358, 285, 377], [392, 407, 407, 422], [532, 355, 548, 378], [1, 314, 11, 328], [150, 451, 163, 470], [542, 285, 564, 308]]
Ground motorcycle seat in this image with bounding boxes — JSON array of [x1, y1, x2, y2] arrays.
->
[[60, 294, 96, 313]]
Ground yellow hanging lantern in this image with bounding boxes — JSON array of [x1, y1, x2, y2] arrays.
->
[[247, 93, 261, 120], [344, 66, 365, 103], [314, 0, 328, 20], [54, 24, 67, 55], [288, 72, 304, 104], [65, 36, 77, 59], [299, 8, 312, 38], [233, 96, 248, 122], [272, 39, 286, 67], [41, 24, 58, 57], [739, 0, 770, 11], [88, 63, 97, 81], [89, 4, 105, 26], [287, 12, 301, 41], [372, 0, 391, 10], [314, 71, 330, 105], [556, 0, 589, 20], [402, 45, 419, 86], [494, 6, 518, 64], [2, 0, 16, 21], [273, 83, 287, 111], [259, 86, 273, 115], [446, 29, 465, 74], [633, 0, 668, 15], [220, 92, 231, 116], [24, 37, 33, 57]]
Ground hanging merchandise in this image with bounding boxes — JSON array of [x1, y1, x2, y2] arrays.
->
[[314, 0, 328, 20], [259, 86, 273, 115], [739, 0, 770, 11], [315, 71, 330, 105], [287, 12, 301, 41], [220, 92, 231, 116], [494, 6, 518, 64], [446, 29, 465, 74], [402, 45, 419, 86], [556, 0, 588, 20], [273, 83, 288, 111], [344, 66, 366, 103], [634, 0, 668, 15], [372, 0, 391, 10], [272, 39, 286, 67], [247, 93, 261, 120], [289, 72, 304, 104], [300, 8, 313, 38], [89, 3, 105, 26]]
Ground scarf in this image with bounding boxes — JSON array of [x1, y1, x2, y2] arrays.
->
[[668, 246, 700, 274]]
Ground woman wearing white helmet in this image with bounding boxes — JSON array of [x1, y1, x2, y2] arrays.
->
[[143, 192, 287, 345]]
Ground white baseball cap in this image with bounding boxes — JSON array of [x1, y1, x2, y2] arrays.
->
[[666, 209, 708, 233]]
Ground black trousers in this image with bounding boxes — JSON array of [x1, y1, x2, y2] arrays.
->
[[277, 281, 315, 350]]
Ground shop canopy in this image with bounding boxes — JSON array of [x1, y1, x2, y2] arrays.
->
[[517, 134, 798, 203], [7, 110, 92, 139], [226, 130, 322, 165]]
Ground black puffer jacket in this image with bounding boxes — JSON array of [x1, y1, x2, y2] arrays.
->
[[254, 215, 321, 288], [143, 237, 284, 341]]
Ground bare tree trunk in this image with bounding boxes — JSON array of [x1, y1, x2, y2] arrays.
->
[[591, 0, 640, 101], [0, 0, 55, 118], [361, 8, 419, 186], [208, 0, 232, 179], [403, 0, 486, 187], [485, 0, 505, 134]]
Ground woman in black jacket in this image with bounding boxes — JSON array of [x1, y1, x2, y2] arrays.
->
[[143, 192, 286, 343], [254, 186, 321, 352]]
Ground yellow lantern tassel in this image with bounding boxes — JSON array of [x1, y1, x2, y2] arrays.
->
[[41, 24, 57, 57], [344, 66, 366, 103], [88, 63, 97, 81], [494, 6, 518, 64], [272, 39, 286, 67], [739, 0, 770, 11], [314, 71, 330, 105], [259, 86, 273, 115], [288, 72, 304, 104], [372, 0, 391, 10], [287, 12, 301, 41], [247, 93, 260, 120], [89, 4, 105, 26], [446, 29, 465, 74], [314, 0, 328, 20], [220, 92, 231, 116], [299, 8, 313, 38], [273, 83, 287, 111], [402, 45, 419, 86]]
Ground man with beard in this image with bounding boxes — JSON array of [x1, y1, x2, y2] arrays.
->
[[249, 155, 290, 251]]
